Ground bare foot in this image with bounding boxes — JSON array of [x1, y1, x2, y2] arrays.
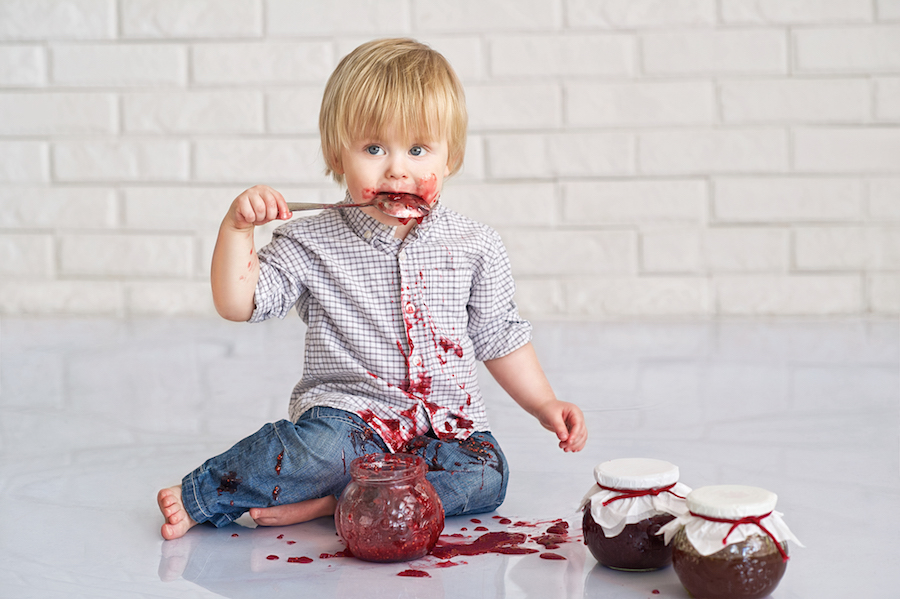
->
[[250, 496, 337, 527], [157, 485, 198, 540]]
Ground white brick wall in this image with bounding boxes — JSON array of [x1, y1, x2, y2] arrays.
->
[[0, 0, 896, 318]]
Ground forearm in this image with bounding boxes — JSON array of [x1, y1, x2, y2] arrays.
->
[[484, 342, 587, 452], [483, 343, 556, 416], [210, 221, 258, 322], [210, 185, 291, 322]]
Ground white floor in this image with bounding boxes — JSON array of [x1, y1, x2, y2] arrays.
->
[[0, 317, 896, 599]]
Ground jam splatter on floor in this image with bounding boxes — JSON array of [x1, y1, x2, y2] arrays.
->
[[257, 517, 580, 572]]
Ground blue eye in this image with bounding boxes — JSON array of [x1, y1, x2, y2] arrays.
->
[[366, 145, 383, 155], [410, 146, 426, 157]]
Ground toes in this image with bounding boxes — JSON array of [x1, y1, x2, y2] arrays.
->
[[157, 488, 179, 509], [161, 523, 177, 541]]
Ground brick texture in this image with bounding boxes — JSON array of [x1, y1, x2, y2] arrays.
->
[[0, 1, 895, 318]]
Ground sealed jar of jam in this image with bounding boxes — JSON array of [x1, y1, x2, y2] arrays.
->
[[335, 453, 444, 563], [660, 485, 803, 599], [579, 458, 691, 571]]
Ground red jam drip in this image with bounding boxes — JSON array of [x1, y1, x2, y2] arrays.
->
[[540, 552, 567, 560], [216, 471, 241, 495], [689, 511, 789, 563], [287, 556, 313, 564], [430, 531, 540, 559], [597, 482, 684, 506], [397, 569, 431, 577]]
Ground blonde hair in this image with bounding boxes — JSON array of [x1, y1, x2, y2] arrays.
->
[[319, 38, 467, 184]]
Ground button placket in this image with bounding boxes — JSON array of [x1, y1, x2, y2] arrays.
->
[[398, 249, 432, 408]]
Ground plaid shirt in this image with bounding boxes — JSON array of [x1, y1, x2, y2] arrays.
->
[[250, 199, 532, 452]]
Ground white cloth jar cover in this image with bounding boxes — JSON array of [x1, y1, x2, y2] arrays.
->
[[579, 458, 691, 537]]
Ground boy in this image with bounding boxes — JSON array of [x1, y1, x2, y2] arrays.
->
[[158, 38, 586, 541]]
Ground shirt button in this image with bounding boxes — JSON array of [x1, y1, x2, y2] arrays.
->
[[404, 302, 415, 314], [412, 355, 423, 367], [398, 251, 406, 262], [363, 230, 372, 240]]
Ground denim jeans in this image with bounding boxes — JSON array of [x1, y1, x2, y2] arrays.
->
[[181, 406, 509, 527]]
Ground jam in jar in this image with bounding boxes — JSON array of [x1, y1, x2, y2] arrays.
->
[[661, 485, 802, 599], [579, 458, 690, 571], [335, 453, 444, 563]]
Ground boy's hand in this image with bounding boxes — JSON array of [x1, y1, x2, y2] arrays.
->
[[227, 185, 292, 230], [534, 399, 587, 453], [484, 343, 589, 453]]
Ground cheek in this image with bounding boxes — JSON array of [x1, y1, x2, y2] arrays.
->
[[414, 174, 440, 203]]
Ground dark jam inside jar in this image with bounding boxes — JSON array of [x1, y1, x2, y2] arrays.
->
[[671, 528, 788, 599], [582, 507, 675, 571], [335, 453, 444, 563]]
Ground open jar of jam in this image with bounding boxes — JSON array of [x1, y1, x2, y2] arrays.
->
[[335, 453, 444, 563], [660, 485, 803, 599], [579, 458, 691, 571]]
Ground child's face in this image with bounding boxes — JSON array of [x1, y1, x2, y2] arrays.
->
[[337, 125, 451, 227]]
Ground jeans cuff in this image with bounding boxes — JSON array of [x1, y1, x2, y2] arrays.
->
[[181, 470, 212, 525]]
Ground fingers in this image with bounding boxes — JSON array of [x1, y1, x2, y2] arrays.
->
[[545, 402, 587, 453], [232, 185, 291, 228], [559, 414, 588, 453]]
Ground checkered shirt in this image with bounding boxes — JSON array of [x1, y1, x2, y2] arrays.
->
[[250, 199, 533, 452]]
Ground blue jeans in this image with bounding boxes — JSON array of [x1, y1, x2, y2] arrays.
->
[[181, 407, 509, 528]]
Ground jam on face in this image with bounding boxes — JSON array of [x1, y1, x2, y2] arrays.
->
[[582, 508, 675, 571], [373, 192, 431, 223]]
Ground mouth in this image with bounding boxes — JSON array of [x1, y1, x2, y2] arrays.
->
[[374, 191, 428, 205], [372, 192, 432, 223]]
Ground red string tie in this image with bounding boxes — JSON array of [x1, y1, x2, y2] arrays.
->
[[597, 482, 685, 507], [689, 511, 790, 563]]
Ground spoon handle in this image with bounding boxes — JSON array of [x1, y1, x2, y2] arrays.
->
[[286, 202, 368, 211], [286, 202, 333, 211]]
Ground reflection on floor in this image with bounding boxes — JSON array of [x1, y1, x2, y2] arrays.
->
[[0, 317, 897, 598]]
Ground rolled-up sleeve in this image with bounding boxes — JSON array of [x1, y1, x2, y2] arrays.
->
[[248, 228, 309, 323], [466, 231, 532, 361]]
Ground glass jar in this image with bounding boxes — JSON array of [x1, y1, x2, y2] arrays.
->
[[661, 485, 802, 599], [335, 453, 444, 563], [579, 458, 691, 571]]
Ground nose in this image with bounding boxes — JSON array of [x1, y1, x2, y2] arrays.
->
[[385, 153, 409, 180]]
